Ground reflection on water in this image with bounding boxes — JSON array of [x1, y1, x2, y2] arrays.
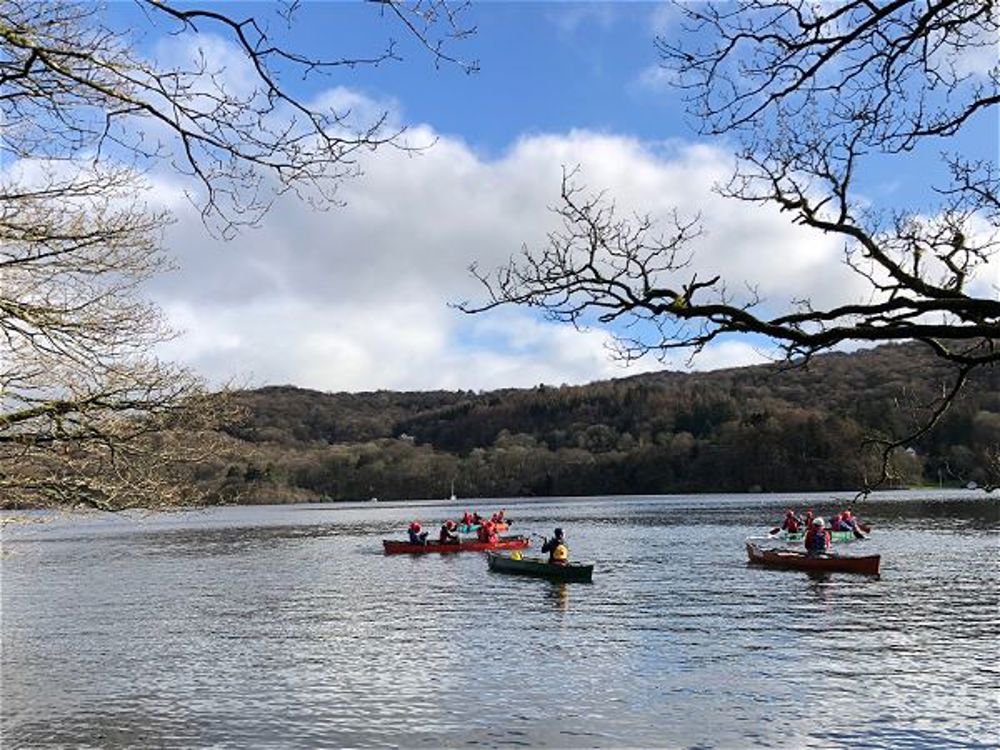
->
[[538, 582, 571, 612], [2, 490, 997, 748]]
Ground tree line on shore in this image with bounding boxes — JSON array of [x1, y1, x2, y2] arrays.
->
[[180, 343, 998, 505]]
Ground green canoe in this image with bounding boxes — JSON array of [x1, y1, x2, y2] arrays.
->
[[486, 552, 594, 582]]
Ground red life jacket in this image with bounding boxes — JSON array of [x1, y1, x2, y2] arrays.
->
[[805, 528, 831, 552]]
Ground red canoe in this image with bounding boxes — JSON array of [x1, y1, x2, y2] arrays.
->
[[745, 542, 880, 575], [383, 535, 530, 555]]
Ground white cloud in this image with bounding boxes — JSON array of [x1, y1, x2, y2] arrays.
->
[[674, 340, 776, 372], [635, 64, 678, 93], [141, 95, 944, 393], [545, 4, 620, 36], [951, 28, 998, 78]]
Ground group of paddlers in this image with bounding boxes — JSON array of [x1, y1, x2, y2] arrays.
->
[[407, 509, 510, 545], [779, 507, 868, 552], [403, 518, 572, 564]]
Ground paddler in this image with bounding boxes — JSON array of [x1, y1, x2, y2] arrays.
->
[[408, 522, 429, 545], [803, 517, 831, 555], [541, 528, 569, 565], [839, 509, 867, 539], [477, 520, 498, 544], [780, 508, 802, 532], [439, 519, 459, 544]]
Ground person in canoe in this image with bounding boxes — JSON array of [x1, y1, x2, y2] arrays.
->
[[802, 508, 815, 528], [541, 528, 569, 565], [439, 520, 459, 544], [780, 508, 803, 533], [804, 517, 831, 555], [408, 522, 429, 545], [461, 510, 475, 526], [838, 509, 868, 539], [477, 520, 499, 544]]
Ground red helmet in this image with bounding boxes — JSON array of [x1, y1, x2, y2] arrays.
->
[[445, 520, 456, 529], [409, 522, 421, 532], [842, 510, 852, 519]]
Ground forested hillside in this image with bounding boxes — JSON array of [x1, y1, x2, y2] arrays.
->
[[191, 343, 998, 504]]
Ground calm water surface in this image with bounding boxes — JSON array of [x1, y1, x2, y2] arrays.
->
[[2, 491, 998, 749]]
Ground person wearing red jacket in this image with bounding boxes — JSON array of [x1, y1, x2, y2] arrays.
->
[[476, 520, 498, 544], [780, 509, 802, 532], [804, 517, 831, 554]]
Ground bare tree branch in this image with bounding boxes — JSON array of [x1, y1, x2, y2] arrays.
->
[[466, 1, 999, 492], [0, 0, 476, 235]]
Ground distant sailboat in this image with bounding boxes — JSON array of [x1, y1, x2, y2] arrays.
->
[[449, 479, 457, 502]]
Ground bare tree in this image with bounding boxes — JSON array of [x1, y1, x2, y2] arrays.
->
[[2, 0, 476, 234], [1, 0, 473, 509], [465, 0, 998, 491]]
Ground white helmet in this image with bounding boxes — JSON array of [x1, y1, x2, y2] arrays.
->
[[812, 517, 826, 528]]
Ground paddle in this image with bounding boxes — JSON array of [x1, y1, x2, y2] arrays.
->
[[529, 532, 554, 559], [769, 525, 804, 536], [770, 520, 806, 535]]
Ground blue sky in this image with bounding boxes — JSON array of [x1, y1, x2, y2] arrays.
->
[[118, 2, 686, 149], [105, 1, 997, 393]]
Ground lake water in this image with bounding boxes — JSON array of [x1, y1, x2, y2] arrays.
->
[[2, 491, 998, 749]]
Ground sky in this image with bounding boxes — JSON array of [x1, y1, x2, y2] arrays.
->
[[107, 1, 997, 394]]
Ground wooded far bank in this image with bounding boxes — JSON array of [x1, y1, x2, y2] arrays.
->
[[4, 342, 996, 510], [180, 343, 999, 506]]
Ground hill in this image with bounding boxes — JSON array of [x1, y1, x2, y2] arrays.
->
[[207, 343, 998, 503]]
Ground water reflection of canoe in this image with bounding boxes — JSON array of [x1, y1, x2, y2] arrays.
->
[[746, 542, 880, 575], [487, 552, 594, 582], [383, 536, 528, 555], [456, 522, 509, 533]]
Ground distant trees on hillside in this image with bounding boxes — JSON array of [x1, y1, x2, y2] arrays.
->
[[8, 342, 992, 508], [144, 343, 995, 507]]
